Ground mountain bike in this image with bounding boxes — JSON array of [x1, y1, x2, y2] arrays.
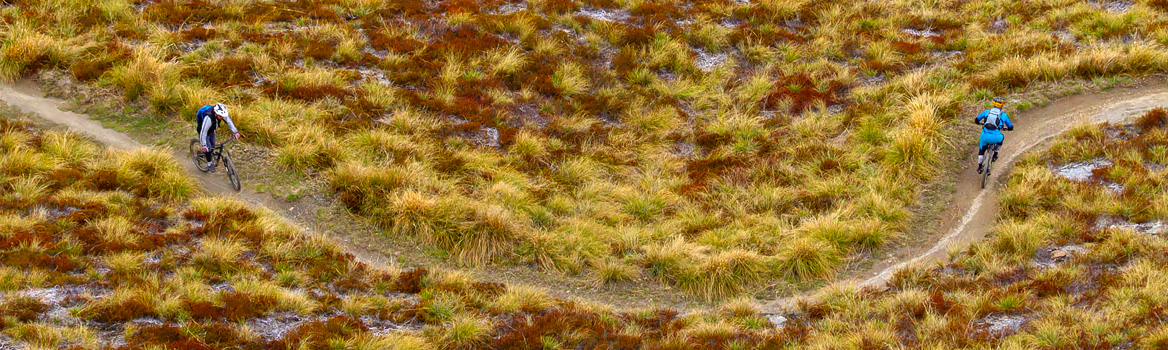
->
[[189, 138, 241, 191], [980, 142, 1001, 189]]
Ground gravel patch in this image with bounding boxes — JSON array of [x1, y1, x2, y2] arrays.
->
[[765, 314, 788, 327], [1, 286, 97, 326], [1032, 244, 1087, 268], [1145, 162, 1165, 172], [492, 2, 528, 15], [929, 50, 964, 60], [693, 48, 727, 71], [974, 314, 1028, 337], [720, 18, 743, 29], [990, 18, 1009, 33], [0, 334, 27, 350], [577, 8, 630, 22], [902, 28, 941, 38], [1052, 158, 1112, 182], [248, 312, 323, 341], [359, 314, 417, 335], [1095, 216, 1168, 236], [1091, 0, 1133, 13], [358, 67, 392, 87], [672, 141, 695, 158]]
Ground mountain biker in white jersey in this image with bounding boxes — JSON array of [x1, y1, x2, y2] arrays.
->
[[974, 97, 1014, 174], [195, 103, 242, 172]]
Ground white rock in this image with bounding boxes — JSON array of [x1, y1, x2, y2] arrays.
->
[[765, 314, 788, 327]]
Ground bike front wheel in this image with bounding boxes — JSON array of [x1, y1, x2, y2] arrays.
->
[[190, 139, 210, 172], [981, 147, 999, 189], [223, 150, 241, 191]]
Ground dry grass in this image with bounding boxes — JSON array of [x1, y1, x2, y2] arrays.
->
[[3, 0, 1168, 303]]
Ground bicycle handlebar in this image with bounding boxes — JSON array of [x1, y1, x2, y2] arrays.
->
[[214, 137, 236, 149]]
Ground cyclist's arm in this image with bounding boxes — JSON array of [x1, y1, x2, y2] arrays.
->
[[222, 114, 239, 135], [974, 110, 988, 124], [199, 115, 213, 148], [1001, 112, 1014, 130]]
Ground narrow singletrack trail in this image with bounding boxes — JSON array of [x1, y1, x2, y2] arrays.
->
[[0, 80, 400, 271], [0, 80, 697, 311], [762, 83, 1168, 313], [4, 80, 1168, 315]]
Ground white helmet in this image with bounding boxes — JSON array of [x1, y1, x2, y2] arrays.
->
[[213, 103, 229, 119]]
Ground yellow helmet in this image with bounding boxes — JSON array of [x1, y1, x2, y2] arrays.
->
[[992, 97, 1005, 108]]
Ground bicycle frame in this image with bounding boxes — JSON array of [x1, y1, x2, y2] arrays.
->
[[209, 138, 235, 163], [190, 136, 242, 191]]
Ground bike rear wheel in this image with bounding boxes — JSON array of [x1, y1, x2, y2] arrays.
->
[[190, 139, 210, 172], [980, 159, 992, 189], [223, 149, 241, 191]]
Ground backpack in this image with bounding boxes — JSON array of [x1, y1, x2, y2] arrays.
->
[[195, 105, 214, 133], [984, 108, 1002, 131]]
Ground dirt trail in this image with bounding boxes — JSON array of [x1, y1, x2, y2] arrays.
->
[[5, 79, 1168, 315], [0, 80, 400, 271], [0, 79, 699, 311], [762, 83, 1168, 313], [0, 82, 140, 150]]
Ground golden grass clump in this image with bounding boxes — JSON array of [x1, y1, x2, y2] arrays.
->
[[114, 147, 194, 201], [7, 0, 1168, 307], [276, 125, 349, 170], [775, 237, 841, 281], [490, 285, 555, 313], [591, 257, 642, 285], [438, 203, 527, 265], [427, 314, 493, 350], [676, 249, 769, 301], [0, 20, 73, 82]]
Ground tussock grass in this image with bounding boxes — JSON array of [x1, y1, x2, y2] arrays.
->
[[591, 258, 642, 285], [104, 46, 178, 101], [551, 61, 590, 96], [676, 249, 768, 301], [428, 314, 492, 350], [6, 0, 1168, 305], [1, 175, 48, 206], [989, 218, 1052, 260], [430, 201, 527, 265], [277, 125, 349, 170], [192, 237, 248, 274], [885, 128, 939, 180], [115, 147, 194, 201], [775, 237, 841, 281], [348, 333, 433, 350], [93, 215, 138, 249], [0, 20, 73, 82], [490, 285, 555, 313], [40, 130, 99, 165]]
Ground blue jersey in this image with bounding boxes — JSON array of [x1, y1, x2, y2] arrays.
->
[[975, 108, 1012, 136]]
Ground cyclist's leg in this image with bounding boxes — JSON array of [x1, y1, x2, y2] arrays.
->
[[977, 134, 990, 165], [987, 134, 1004, 162], [204, 132, 216, 163], [992, 135, 1004, 162]]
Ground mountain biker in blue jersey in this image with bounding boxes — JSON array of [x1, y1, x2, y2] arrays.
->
[[975, 97, 1013, 174], [196, 103, 242, 172]]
